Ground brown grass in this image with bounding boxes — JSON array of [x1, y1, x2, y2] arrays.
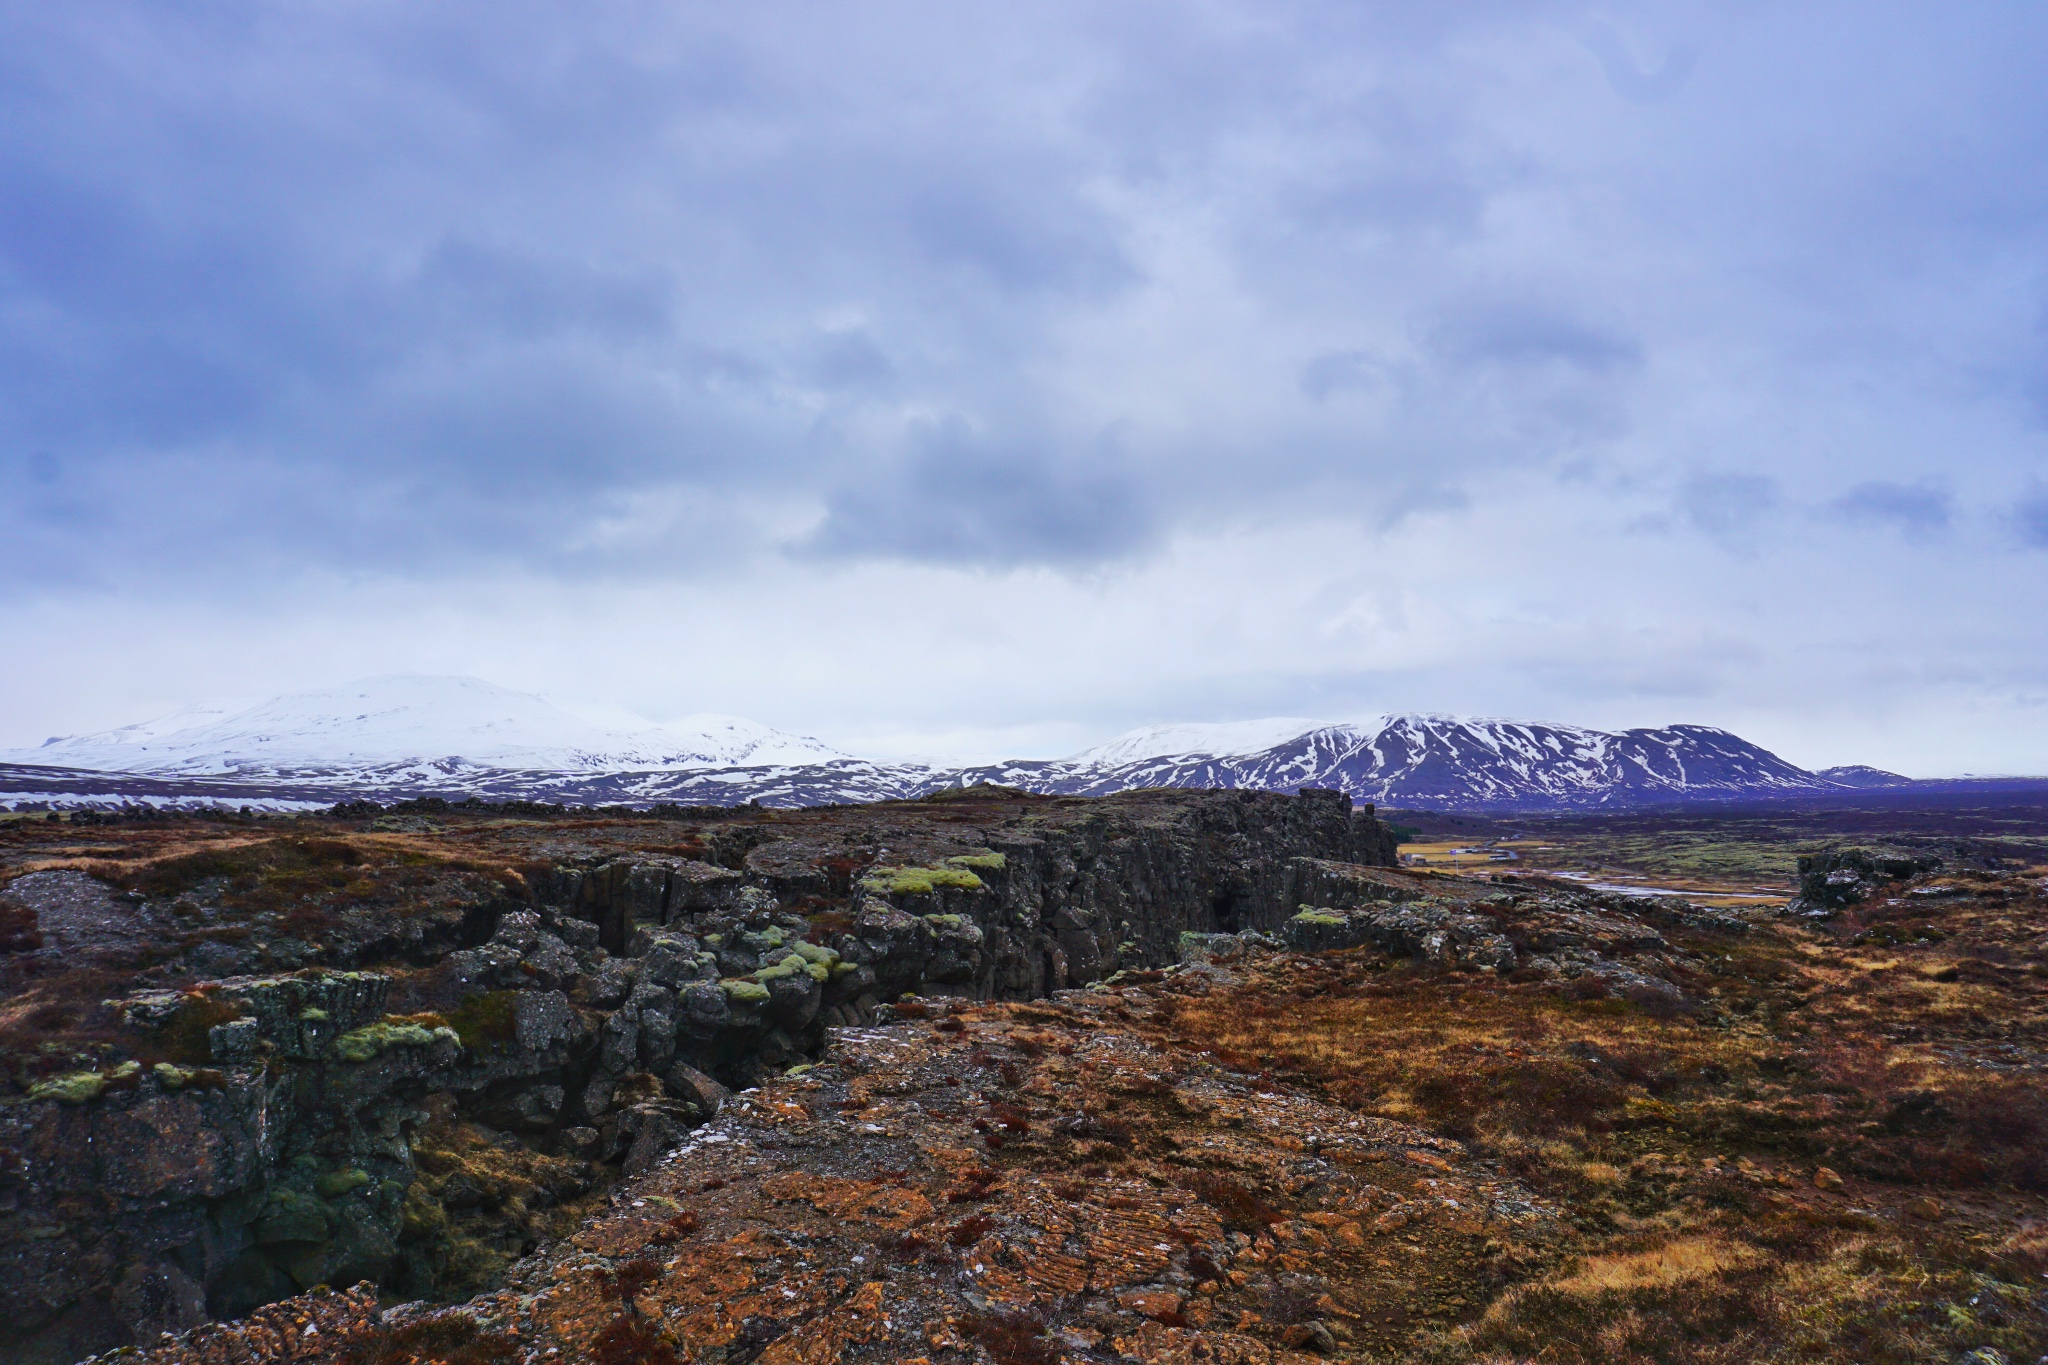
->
[[1144, 935, 2048, 1364]]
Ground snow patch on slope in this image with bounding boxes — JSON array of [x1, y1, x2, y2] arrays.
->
[[1070, 717, 1337, 765], [3, 675, 846, 776]]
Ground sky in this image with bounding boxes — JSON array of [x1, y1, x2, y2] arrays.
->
[[3, 1, 2047, 774]]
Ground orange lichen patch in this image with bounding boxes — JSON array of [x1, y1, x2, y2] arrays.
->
[[1015, 1243, 1090, 1297], [1083, 1204, 1180, 1289], [673, 1276, 844, 1357], [759, 1170, 934, 1230], [535, 1275, 627, 1345], [847, 1070, 922, 1104], [1119, 1288, 1186, 1321], [1114, 1320, 1308, 1364], [569, 1217, 669, 1255], [755, 1281, 889, 1365]]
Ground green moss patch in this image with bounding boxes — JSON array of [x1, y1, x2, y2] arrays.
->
[[331, 1018, 454, 1064], [27, 1069, 107, 1104], [860, 864, 986, 896], [315, 1167, 372, 1199], [753, 954, 807, 983]]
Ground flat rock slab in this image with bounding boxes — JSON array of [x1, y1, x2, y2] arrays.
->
[[4, 868, 168, 962]]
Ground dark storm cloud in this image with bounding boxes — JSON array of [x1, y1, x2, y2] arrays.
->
[[0, 1, 2046, 591]]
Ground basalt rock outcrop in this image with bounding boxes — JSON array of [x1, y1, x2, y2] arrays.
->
[[1792, 846, 1946, 914], [0, 787, 1395, 1363]]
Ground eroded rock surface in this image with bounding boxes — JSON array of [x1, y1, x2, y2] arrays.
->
[[0, 788, 1396, 1361], [89, 974, 1565, 1365], [56, 833, 2048, 1365]]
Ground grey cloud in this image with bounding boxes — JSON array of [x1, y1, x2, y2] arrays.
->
[[0, 0, 2045, 603], [1679, 474, 1777, 540], [2017, 487, 2048, 548], [1829, 479, 1952, 536], [804, 418, 1153, 567], [412, 240, 677, 345], [1421, 301, 1642, 373], [1581, 21, 1700, 104], [1300, 350, 1388, 400], [803, 330, 897, 393], [904, 179, 1137, 298]]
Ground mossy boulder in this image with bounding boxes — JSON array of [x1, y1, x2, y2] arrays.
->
[[721, 979, 771, 1004], [790, 939, 840, 969], [27, 1069, 107, 1104], [861, 865, 986, 896], [152, 1062, 194, 1089], [753, 953, 809, 984], [331, 1019, 456, 1064], [1282, 906, 1368, 953]]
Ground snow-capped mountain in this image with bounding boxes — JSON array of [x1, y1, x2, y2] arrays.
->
[[3, 675, 846, 777], [953, 714, 1847, 810], [0, 679, 1916, 813]]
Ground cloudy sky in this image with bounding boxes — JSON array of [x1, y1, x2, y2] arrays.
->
[[3, 1, 2046, 774]]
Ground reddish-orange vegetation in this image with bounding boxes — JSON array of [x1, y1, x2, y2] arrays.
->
[[7, 801, 2046, 1364]]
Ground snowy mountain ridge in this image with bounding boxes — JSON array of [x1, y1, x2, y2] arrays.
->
[[954, 714, 1839, 809], [6, 675, 847, 776], [1, 676, 1892, 812]]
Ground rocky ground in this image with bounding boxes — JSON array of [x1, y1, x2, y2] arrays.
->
[[5, 795, 2048, 1363], [0, 788, 1390, 1362]]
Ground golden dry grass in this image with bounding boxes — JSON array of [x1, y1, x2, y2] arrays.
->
[[1549, 1237, 1760, 1294]]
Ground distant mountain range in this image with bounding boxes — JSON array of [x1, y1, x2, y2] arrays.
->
[[0, 674, 1973, 815], [13, 674, 843, 775]]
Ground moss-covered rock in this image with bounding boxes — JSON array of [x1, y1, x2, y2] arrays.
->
[[790, 939, 839, 968], [741, 925, 788, 953], [315, 1167, 372, 1199], [861, 865, 986, 895], [331, 1018, 456, 1064], [27, 1069, 107, 1104], [946, 852, 1007, 872], [721, 979, 771, 1004], [753, 953, 809, 983]]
